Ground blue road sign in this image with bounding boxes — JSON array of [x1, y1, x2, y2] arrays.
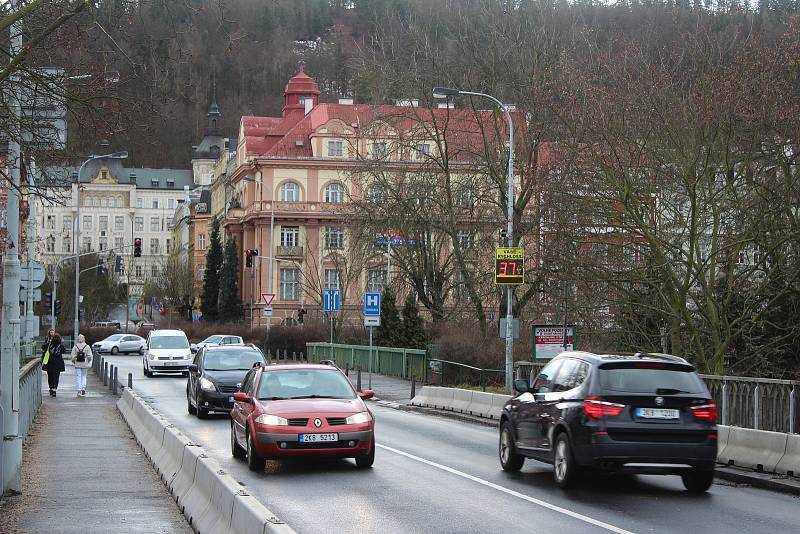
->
[[323, 289, 341, 313], [364, 292, 381, 316]]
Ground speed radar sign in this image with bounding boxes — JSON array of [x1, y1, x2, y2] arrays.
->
[[495, 247, 525, 285]]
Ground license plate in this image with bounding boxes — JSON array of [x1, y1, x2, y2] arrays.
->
[[299, 433, 338, 443], [637, 408, 679, 419]]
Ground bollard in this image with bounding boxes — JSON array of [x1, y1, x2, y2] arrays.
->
[[103, 361, 108, 386], [300, 351, 305, 361], [410, 373, 416, 400], [128, 372, 133, 389], [108, 365, 114, 390], [292, 351, 296, 361], [357, 368, 362, 391], [112, 366, 118, 395]]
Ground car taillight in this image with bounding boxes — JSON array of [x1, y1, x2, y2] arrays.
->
[[584, 397, 625, 419], [691, 402, 718, 423]]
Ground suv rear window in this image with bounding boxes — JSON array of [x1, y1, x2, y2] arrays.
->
[[598, 363, 705, 394]]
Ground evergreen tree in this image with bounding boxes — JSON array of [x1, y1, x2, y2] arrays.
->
[[217, 237, 242, 322], [200, 217, 223, 321], [375, 288, 402, 347], [401, 293, 427, 349]]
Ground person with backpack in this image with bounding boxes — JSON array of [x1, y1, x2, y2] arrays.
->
[[42, 331, 65, 397], [70, 334, 93, 397]]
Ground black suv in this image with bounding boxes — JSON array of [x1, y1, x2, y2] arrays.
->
[[187, 344, 267, 419], [499, 351, 718, 492]]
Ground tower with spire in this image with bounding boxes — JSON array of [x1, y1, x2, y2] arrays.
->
[[191, 73, 227, 186]]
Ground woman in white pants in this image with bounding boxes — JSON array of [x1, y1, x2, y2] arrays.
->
[[70, 334, 94, 397]]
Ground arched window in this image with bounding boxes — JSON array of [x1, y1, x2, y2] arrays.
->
[[116, 196, 123, 208], [92, 197, 99, 207], [324, 182, 345, 204], [101, 197, 108, 208], [280, 182, 300, 202], [83, 196, 91, 207], [367, 184, 386, 204]]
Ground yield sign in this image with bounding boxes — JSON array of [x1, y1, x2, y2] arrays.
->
[[261, 293, 275, 306]]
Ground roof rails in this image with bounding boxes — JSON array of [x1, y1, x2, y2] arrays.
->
[[319, 360, 337, 367], [252, 361, 263, 368]]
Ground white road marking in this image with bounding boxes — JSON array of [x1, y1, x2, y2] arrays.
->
[[376, 443, 636, 534]]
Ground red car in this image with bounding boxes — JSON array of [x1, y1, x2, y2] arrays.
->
[[230, 363, 376, 471]]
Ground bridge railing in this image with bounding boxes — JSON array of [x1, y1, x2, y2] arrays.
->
[[307, 342, 428, 381], [19, 357, 43, 441], [700, 375, 799, 434]]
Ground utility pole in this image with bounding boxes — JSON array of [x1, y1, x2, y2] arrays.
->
[[24, 160, 36, 356], [1, 13, 24, 494]]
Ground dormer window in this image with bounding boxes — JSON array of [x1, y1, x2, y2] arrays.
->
[[327, 140, 344, 158], [166, 179, 175, 188], [151, 179, 159, 187], [129, 173, 137, 184], [101, 170, 108, 180]]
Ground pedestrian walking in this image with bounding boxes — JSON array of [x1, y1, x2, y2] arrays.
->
[[42, 331, 65, 397], [70, 334, 93, 397]]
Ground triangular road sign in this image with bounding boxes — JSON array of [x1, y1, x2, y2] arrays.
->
[[261, 293, 275, 306]]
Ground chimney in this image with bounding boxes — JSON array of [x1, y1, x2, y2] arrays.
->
[[304, 97, 314, 115]]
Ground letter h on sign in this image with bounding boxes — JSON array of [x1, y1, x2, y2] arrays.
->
[[364, 293, 381, 316]]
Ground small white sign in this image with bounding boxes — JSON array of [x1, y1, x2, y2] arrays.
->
[[20, 260, 46, 289], [364, 316, 380, 327], [262, 307, 273, 317]]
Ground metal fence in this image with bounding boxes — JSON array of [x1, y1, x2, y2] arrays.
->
[[701, 375, 799, 434], [19, 357, 43, 441], [428, 359, 505, 391], [307, 343, 428, 381]]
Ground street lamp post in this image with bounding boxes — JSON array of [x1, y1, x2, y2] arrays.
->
[[73, 151, 128, 339], [433, 87, 516, 394]]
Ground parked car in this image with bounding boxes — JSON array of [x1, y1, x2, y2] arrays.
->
[[191, 335, 245, 353], [230, 363, 375, 471], [187, 345, 267, 418], [93, 334, 146, 355], [142, 329, 192, 377], [499, 351, 717, 492]]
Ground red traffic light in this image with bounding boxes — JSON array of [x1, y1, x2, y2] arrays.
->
[[134, 238, 142, 246], [245, 249, 253, 256]]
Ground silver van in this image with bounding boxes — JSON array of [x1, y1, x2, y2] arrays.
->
[[142, 329, 192, 377]]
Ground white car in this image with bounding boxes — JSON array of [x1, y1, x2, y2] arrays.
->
[[93, 334, 146, 355], [143, 329, 192, 377], [191, 334, 244, 352]]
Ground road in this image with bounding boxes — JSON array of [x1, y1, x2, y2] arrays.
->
[[105, 354, 800, 534]]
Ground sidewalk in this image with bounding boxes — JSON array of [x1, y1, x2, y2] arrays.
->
[[2, 364, 192, 534], [345, 369, 415, 403]]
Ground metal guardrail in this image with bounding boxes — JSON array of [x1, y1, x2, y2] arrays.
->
[[19, 357, 43, 441], [700, 375, 799, 434], [307, 342, 428, 381], [428, 359, 505, 391]]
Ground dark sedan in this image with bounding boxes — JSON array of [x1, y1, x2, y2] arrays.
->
[[187, 345, 267, 419]]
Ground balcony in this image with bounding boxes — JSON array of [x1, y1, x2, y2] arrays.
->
[[276, 246, 304, 258]]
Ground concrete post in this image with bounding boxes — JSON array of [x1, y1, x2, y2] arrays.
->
[[128, 372, 133, 389], [754, 383, 761, 430], [103, 362, 108, 386], [112, 366, 118, 395], [721, 381, 728, 426], [789, 386, 796, 435]]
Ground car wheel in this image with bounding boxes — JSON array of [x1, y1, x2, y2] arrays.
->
[[196, 393, 208, 419], [553, 432, 578, 488], [111, 346, 119, 355], [499, 422, 525, 472], [231, 422, 246, 459], [187, 389, 196, 415], [143, 363, 151, 377], [682, 469, 714, 493], [247, 430, 265, 471], [355, 441, 375, 468]]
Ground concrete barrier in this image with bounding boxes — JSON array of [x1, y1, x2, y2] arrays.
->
[[716, 425, 731, 460], [231, 492, 294, 534], [180, 453, 218, 527], [172, 447, 204, 504], [466, 391, 495, 418], [193, 467, 239, 534], [775, 434, 800, 476], [137, 405, 168, 460], [488, 394, 512, 420], [430, 387, 455, 410], [450, 389, 474, 413], [718, 426, 788, 472], [153, 426, 190, 485]]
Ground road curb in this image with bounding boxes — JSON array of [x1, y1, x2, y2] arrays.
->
[[116, 388, 296, 534], [714, 466, 800, 496]]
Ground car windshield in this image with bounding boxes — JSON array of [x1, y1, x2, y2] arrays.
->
[[150, 335, 189, 349], [257, 369, 356, 400], [599, 365, 706, 394], [104, 335, 124, 342], [203, 350, 264, 371], [202, 335, 223, 344]]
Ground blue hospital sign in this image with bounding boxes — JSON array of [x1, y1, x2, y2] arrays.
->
[[364, 293, 381, 316]]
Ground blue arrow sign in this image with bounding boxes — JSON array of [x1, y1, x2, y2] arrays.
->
[[364, 292, 381, 316], [323, 289, 341, 313]]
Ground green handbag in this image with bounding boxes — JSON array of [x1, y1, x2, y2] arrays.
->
[[43, 349, 50, 366]]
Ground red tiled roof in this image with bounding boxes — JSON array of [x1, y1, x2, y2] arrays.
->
[[241, 103, 525, 161]]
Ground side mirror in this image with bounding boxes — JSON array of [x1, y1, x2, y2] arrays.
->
[[188, 364, 198, 373], [359, 390, 375, 400], [233, 391, 251, 403], [514, 379, 530, 394]]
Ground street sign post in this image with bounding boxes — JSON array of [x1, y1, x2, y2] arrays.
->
[[323, 289, 341, 345], [20, 260, 46, 289], [363, 292, 382, 389], [495, 247, 525, 285]]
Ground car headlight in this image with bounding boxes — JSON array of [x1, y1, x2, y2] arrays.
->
[[345, 412, 372, 425], [199, 377, 216, 391], [255, 414, 288, 426], [148, 354, 156, 360]]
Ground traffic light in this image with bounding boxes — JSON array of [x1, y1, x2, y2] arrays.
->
[[54, 299, 62, 316], [133, 238, 142, 257], [245, 249, 253, 267], [97, 258, 106, 275]]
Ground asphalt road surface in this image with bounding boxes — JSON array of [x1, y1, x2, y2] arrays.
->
[[105, 354, 800, 534]]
